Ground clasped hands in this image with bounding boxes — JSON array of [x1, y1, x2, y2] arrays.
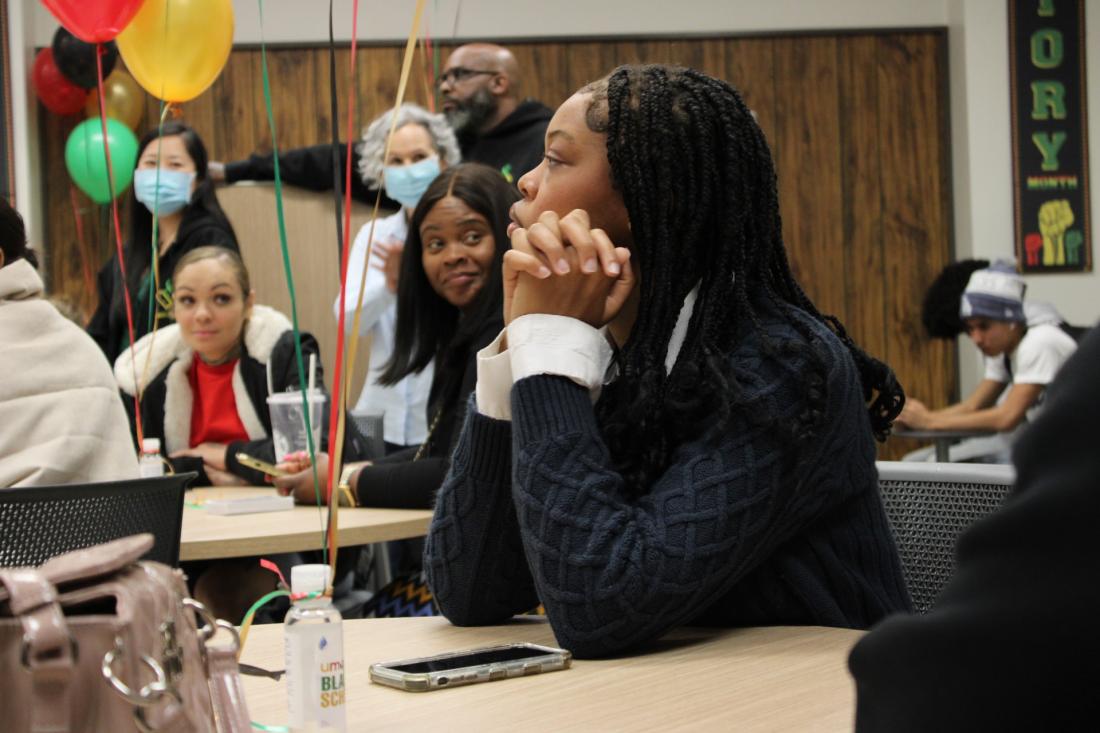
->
[[505, 209, 634, 329]]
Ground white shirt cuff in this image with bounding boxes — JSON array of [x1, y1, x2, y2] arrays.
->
[[507, 314, 614, 400], [475, 330, 514, 420]]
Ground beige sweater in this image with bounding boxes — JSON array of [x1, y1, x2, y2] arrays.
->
[[0, 260, 139, 487]]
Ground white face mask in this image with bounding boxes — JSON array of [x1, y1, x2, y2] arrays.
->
[[383, 156, 441, 210], [133, 168, 196, 216]]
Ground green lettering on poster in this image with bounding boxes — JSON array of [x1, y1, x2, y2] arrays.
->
[[1030, 81, 1067, 119], [1030, 28, 1063, 68], [1032, 131, 1068, 170]]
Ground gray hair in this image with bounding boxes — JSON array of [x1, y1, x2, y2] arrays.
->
[[356, 104, 462, 188]]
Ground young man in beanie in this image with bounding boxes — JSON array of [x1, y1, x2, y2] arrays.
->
[[899, 260, 1077, 443]]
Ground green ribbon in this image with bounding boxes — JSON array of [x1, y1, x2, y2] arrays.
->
[[257, 0, 325, 563]]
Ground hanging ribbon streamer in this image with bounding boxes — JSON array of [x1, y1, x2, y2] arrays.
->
[[96, 42, 144, 446], [323, 0, 363, 571], [326, 0, 428, 570], [137, 100, 175, 393], [256, 0, 325, 561], [326, 0, 345, 272]]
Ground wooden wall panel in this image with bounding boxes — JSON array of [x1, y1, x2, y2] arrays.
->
[[773, 36, 848, 323], [876, 33, 955, 457], [36, 31, 953, 458], [838, 36, 888, 366]]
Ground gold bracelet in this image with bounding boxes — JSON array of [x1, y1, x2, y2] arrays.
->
[[337, 483, 358, 508]]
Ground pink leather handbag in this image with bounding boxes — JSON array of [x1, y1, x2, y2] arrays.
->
[[0, 534, 251, 732]]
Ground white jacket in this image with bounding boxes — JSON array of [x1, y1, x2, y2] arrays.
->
[[0, 260, 139, 487]]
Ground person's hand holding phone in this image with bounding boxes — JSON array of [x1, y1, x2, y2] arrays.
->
[[273, 451, 331, 504]]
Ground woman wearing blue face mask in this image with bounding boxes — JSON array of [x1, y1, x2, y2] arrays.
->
[[336, 104, 461, 454], [88, 122, 238, 362]]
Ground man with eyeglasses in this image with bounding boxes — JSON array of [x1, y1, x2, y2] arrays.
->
[[436, 43, 552, 184], [209, 43, 551, 195]]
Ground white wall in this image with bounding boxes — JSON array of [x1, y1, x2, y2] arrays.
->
[[949, 0, 1098, 396], [33, 1, 946, 46], [7, 0, 40, 251]]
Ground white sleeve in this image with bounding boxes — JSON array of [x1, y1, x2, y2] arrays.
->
[[1013, 327, 1077, 385], [507, 314, 614, 394], [333, 220, 396, 335], [475, 331, 514, 420], [474, 316, 616, 421], [983, 354, 1010, 383]]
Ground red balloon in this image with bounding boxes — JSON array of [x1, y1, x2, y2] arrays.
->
[[40, 0, 147, 43], [31, 48, 87, 116]]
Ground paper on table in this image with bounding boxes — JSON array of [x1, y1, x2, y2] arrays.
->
[[204, 495, 295, 516]]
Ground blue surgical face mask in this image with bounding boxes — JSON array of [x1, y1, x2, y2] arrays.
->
[[133, 168, 196, 216], [383, 156, 441, 210]]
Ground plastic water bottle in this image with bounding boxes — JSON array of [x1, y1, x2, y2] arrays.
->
[[285, 565, 346, 732], [138, 438, 164, 478]]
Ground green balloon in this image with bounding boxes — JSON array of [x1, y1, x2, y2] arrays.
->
[[64, 117, 139, 204]]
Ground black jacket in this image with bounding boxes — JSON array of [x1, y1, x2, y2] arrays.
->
[[849, 325, 1100, 731], [225, 143, 399, 209], [224, 99, 553, 196], [458, 100, 553, 183], [114, 305, 332, 486], [352, 314, 503, 510], [87, 205, 238, 362]]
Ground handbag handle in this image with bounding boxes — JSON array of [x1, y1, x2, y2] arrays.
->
[[0, 568, 75, 733]]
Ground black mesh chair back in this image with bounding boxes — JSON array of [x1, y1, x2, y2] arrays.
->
[[0, 473, 195, 568], [876, 461, 1016, 614]]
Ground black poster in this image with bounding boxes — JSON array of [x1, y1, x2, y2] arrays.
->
[[1009, 0, 1091, 273]]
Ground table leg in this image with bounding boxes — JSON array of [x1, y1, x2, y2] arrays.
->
[[934, 439, 951, 462], [372, 542, 393, 589]]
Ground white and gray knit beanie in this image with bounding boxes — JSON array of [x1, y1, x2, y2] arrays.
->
[[960, 259, 1026, 323]]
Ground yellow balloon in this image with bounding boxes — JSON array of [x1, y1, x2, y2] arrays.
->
[[117, 0, 234, 103], [85, 69, 145, 130]]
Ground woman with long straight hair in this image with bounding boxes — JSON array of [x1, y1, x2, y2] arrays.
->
[[88, 122, 238, 362], [275, 163, 520, 510]]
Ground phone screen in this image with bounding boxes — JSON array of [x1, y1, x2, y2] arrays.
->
[[389, 646, 542, 674]]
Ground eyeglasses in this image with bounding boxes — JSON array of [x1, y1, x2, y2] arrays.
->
[[435, 67, 497, 88]]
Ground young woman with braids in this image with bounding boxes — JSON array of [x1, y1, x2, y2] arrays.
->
[[424, 64, 912, 658]]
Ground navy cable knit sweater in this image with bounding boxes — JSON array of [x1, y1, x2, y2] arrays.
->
[[424, 310, 911, 658]]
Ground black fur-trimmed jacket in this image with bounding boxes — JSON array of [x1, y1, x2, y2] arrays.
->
[[114, 305, 327, 486]]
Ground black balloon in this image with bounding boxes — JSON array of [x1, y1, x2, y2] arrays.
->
[[51, 27, 117, 90]]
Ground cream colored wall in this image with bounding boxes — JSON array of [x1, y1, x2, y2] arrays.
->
[[216, 183, 382, 406], [948, 0, 1098, 396]]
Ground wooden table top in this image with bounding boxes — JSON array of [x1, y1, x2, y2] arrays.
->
[[240, 617, 863, 731], [179, 488, 433, 561]]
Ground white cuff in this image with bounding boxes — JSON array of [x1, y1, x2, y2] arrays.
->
[[475, 330, 514, 420], [507, 314, 614, 402]]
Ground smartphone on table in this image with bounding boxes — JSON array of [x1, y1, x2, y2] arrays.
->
[[369, 643, 572, 692], [235, 452, 288, 478]]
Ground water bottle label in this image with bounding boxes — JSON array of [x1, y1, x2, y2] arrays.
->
[[286, 624, 346, 729]]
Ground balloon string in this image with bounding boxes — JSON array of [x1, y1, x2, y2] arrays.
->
[[327, 0, 345, 275], [419, 32, 433, 112], [328, 0, 428, 568], [324, 0, 362, 569], [96, 43, 144, 446], [256, 0, 325, 565], [138, 101, 175, 393]]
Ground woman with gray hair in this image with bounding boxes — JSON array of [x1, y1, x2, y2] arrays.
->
[[336, 104, 461, 453]]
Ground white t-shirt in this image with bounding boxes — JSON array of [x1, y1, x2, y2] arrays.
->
[[983, 323, 1077, 421]]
